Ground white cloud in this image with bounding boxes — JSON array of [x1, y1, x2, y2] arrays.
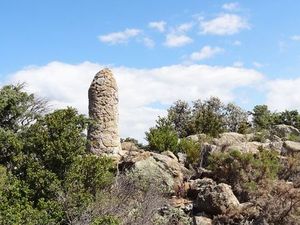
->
[[291, 35, 300, 41], [233, 61, 244, 67], [253, 62, 263, 68], [176, 22, 194, 32], [98, 28, 141, 44], [7, 62, 263, 142], [200, 14, 250, 35], [188, 46, 223, 61], [266, 78, 300, 111], [149, 21, 167, 32], [164, 33, 193, 47], [222, 2, 240, 11], [142, 37, 155, 48]]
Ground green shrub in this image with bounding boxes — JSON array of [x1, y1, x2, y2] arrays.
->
[[208, 148, 280, 201], [63, 155, 116, 222], [287, 133, 300, 142], [251, 130, 269, 142], [178, 138, 201, 164], [91, 216, 120, 225], [145, 117, 179, 153]]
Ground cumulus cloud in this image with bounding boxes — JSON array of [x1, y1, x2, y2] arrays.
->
[[200, 14, 250, 35], [233, 61, 244, 67], [222, 2, 240, 11], [266, 78, 300, 111], [142, 37, 155, 48], [98, 28, 141, 44], [291, 35, 300, 41], [8, 62, 263, 142], [253, 62, 263, 68], [188, 46, 223, 62], [176, 22, 194, 32], [148, 21, 167, 32], [164, 33, 193, 47]]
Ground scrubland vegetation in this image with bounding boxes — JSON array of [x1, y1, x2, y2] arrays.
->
[[0, 84, 300, 225]]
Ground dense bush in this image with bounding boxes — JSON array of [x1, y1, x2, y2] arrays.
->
[[91, 216, 120, 225], [0, 83, 46, 131], [207, 148, 280, 201], [0, 84, 117, 224], [178, 138, 201, 164], [167, 100, 193, 138], [192, 97, 226, 137], [145, 117, 179, 153]]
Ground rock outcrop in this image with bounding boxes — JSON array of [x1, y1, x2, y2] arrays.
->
[[120, 144, 191, 193], [272, 124, 300, 139], [191, 178, 241, 215], [193, 216, 212, 225], [283, 141, 300, 154], [87, 68, 121, 157]]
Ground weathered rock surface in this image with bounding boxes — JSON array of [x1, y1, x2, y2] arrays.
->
[[283, 141, 300, 154], [87, 68, 121, 156], [121, 141, 139, 152], [213, 132, 248, 146], [120, 148, 191, 193], [191, 178, 240, 215], [193, 216, 212, 225], [272, 124, 300, 139]]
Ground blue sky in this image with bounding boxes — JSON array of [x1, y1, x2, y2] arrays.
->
[[1, 0, 300, 140], [2, 0, 300, 76]]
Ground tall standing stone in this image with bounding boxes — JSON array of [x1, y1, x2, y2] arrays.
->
[[87, 68, 121, 156]]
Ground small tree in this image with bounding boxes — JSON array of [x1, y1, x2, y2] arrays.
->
[[22, 107, 89, 179], [145, 117, 179, 153], [192, 97, 226, 137], [224, 102, 249, 133], [276, 110, 300, 129], [167, 100, 193, 138], [0, 84, 46, 131], [252, 105, 274, 130]]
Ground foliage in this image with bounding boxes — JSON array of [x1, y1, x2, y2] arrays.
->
[[251, 180, 300, 225], [224, 102, 248, 133], [192, 97, 226, 137], [21, 107, 88, 179], [0, 84, 116, 224], [251, 129, 270, 143], [208, 148, 280, 201], [178, 138, 201, 164], [279, 154, 300, 187], [275, 110, 300, 129], [287, 133, 300, 142], [62, 155, 116, 223], [167, 100, 193, 138], [145, 117, 179, 153], [83, 175, 167, 225], [0, 84, 46, 131], [252, 105, 274, 130], [0, 166, 63, 225], [91, 216, 120, 225]]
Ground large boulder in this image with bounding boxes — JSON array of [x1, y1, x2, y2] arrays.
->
[[121, 149, 191, 193], [121, 141, 140, 152], [193, 216, 212, 225], [213, 132, 248, 146], [272, 124, 300, 139], [191, 178, 240, 215], [283, 141, 300, 154]]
